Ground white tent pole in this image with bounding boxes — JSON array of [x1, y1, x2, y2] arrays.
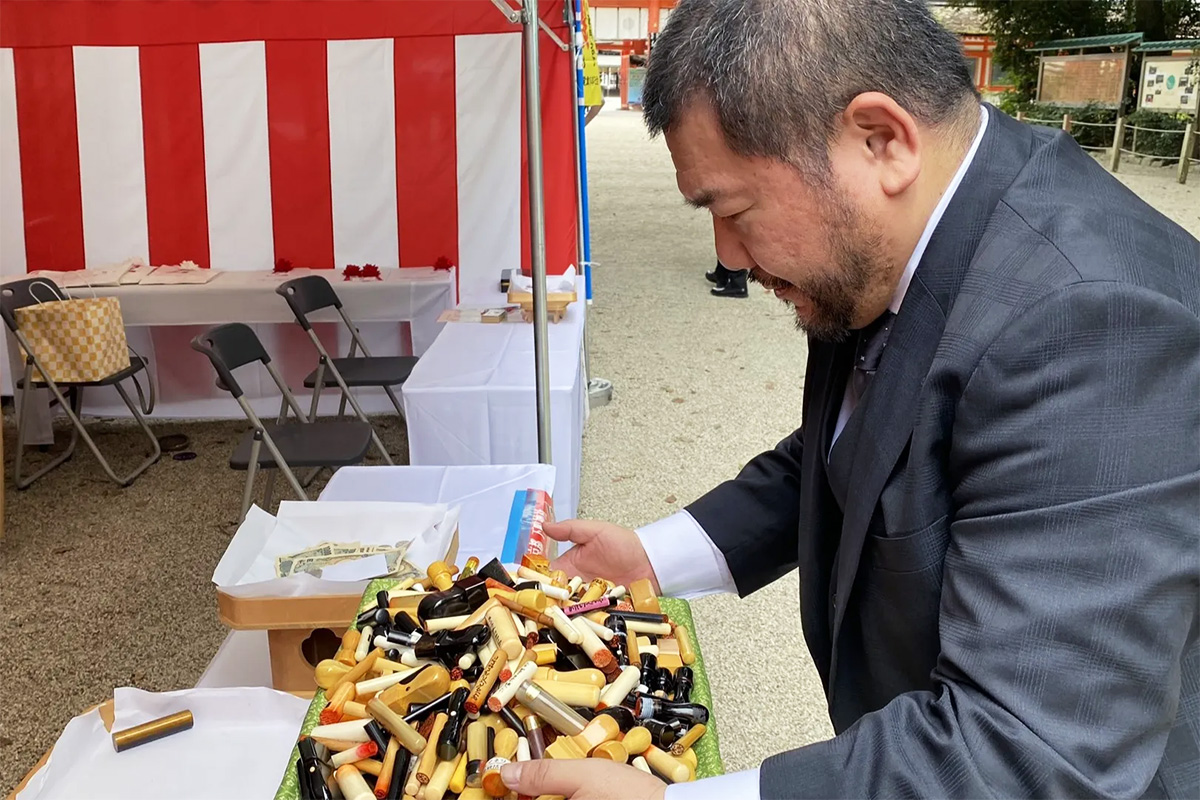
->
[[523, 0, 553, 464]]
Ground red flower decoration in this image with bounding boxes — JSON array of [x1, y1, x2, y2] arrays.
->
[[361, 263, 382, 280], [343, 264, 361, 281], [433, 256, 454, 272], [273, 258, 294, 273]]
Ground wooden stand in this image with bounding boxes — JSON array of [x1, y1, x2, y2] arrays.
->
[[506, 290, 577, 323], [215, 530, 458, 692]]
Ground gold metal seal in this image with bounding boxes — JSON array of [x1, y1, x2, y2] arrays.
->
[[111, 710, 194, 752]]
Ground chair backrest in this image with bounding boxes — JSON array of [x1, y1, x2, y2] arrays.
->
[[190, 323, 272, 399], [276, 275, 343, 330], [1, 277, 67, 332]]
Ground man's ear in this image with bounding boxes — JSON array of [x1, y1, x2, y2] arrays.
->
[[837, 92, 922, 197]]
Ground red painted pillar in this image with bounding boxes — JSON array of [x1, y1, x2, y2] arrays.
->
[[620, 53, 630, 109]]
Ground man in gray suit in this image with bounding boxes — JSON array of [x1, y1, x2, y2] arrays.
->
[[498, 1, 1199, 798]]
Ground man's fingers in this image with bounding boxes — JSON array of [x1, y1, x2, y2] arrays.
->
[[543, 519, 604, 545], [501, 759, 586, 796], [550, 548, 594, 582]]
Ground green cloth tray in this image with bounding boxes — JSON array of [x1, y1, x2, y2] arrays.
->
[[275, 581, 724, 799]]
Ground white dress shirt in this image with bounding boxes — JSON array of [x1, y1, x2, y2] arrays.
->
[[647, 105, 990, 800]]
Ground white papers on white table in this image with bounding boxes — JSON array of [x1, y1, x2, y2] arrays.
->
[[17, 687, 307, 800], [27, 259, 137, 288], [119, 263, 155, 284], [136, 265, 219, 285], [211, 500, 459, 598]]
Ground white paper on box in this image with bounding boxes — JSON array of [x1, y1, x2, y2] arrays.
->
[[211, 500, 459, 598], [319, 553, 390, 582]]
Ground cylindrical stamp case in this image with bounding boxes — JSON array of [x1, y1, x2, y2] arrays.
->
[[111, 710, 194, 752]]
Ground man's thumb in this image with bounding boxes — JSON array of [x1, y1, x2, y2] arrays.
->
[[500, 759, 579, 796]]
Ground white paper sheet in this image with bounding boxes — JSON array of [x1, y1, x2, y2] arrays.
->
[[211, 500, 459, 598], [318, 553, 389, 581], [509, 264, 576, 294], [17, 687, 307, 800]]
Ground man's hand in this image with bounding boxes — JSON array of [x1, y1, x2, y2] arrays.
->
[[500, 759, 667, 800], [546, 519, 661, 594]]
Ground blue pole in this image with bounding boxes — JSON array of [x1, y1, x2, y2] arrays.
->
[[573, 0, 594, 301]]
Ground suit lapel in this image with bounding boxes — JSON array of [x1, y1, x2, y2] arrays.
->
[[827, 106, 1036, 645], [830, 279, 946, 637]]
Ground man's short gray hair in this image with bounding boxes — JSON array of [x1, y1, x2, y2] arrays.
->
[[643, 0, 980, 170]]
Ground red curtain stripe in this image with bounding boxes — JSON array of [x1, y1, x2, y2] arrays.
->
[[140, 44, 210, 269], [266, 40, 335, 270], [394, 36, 459, 272], [13, 46, 85, 272]]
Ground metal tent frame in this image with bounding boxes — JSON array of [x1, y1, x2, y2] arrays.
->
[[492, 0, 604, 467]]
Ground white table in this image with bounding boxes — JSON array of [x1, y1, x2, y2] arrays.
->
[[3, 267, 455, 441], [400, 299, 587, 519], [198, 463, 555, 689]]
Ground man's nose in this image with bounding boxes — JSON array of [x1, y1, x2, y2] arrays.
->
[[713, 217, 755, 271]]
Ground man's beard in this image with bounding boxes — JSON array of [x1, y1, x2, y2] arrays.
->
[[748, 191, 891, 342]]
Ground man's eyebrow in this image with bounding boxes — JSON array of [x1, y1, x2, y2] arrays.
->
[[684, 190, 718, 210]]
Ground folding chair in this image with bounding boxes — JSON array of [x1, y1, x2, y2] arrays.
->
[[190, 323, 375, 521], [276, 275, 418, 463], [1, 277, 161, 488]]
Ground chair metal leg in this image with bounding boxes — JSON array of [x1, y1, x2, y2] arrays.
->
[[301, 466, 324, 488], [262, 469, 278, 512], [240, 434, 262, 522], [256, 432, 308, 501], [308, 361, 326, 422], [13, 369, 75, 489], [384, 385, 406, 423], [111, 381, 163, 487]]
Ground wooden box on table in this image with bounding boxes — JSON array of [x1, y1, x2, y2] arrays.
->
[[215, 531, 459, 693]]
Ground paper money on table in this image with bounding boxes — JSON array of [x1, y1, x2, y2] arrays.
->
[[274, 540, 418, 579]]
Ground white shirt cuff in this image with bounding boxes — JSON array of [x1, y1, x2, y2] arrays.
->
[[664, 767, 761, 800], [637, 510, 738, 599]]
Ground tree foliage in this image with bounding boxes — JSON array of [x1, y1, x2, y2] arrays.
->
[[950, 0, 1200, 100]]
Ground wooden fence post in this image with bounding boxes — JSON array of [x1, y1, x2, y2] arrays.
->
[[1178, 121, 1195, 185], [1109, 116, 1125, 172], [1062, 113, 1072, 133]]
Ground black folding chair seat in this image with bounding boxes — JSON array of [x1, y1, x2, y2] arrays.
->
[[230, 420, 372, 470], [301, 356, 417, 389], [16, 356, 148, 389]]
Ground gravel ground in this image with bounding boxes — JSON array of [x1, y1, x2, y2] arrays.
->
[[1, 105, 1196, 794]]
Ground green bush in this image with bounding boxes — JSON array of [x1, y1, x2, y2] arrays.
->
[[1005, 101, 1192, 159]]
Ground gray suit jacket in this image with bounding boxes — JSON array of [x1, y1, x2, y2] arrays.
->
[[687, 108, 1200, 797]]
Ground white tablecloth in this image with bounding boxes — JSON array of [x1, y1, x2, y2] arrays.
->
[[400, 299, 587, 519], [198, 463, 555, 689], [3, 268, 455, 439]]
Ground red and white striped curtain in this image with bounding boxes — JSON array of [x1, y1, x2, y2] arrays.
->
[[0, 0, 579, 303]]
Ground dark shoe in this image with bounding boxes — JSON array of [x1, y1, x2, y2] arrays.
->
[[705, 263, 732, 284], [711, 271, 748, 297]]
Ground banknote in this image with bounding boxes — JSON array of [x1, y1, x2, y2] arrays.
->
[[275, 540, 415, 578]]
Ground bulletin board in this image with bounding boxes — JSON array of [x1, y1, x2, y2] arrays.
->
[[1139, 55, 1199, 113], [1037, 52, 1128, 108]]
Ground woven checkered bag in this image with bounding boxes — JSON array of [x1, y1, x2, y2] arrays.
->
[[14, 285, 129, 384]]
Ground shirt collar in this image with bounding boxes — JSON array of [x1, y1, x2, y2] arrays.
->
[[888, 104, 989, 314]]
